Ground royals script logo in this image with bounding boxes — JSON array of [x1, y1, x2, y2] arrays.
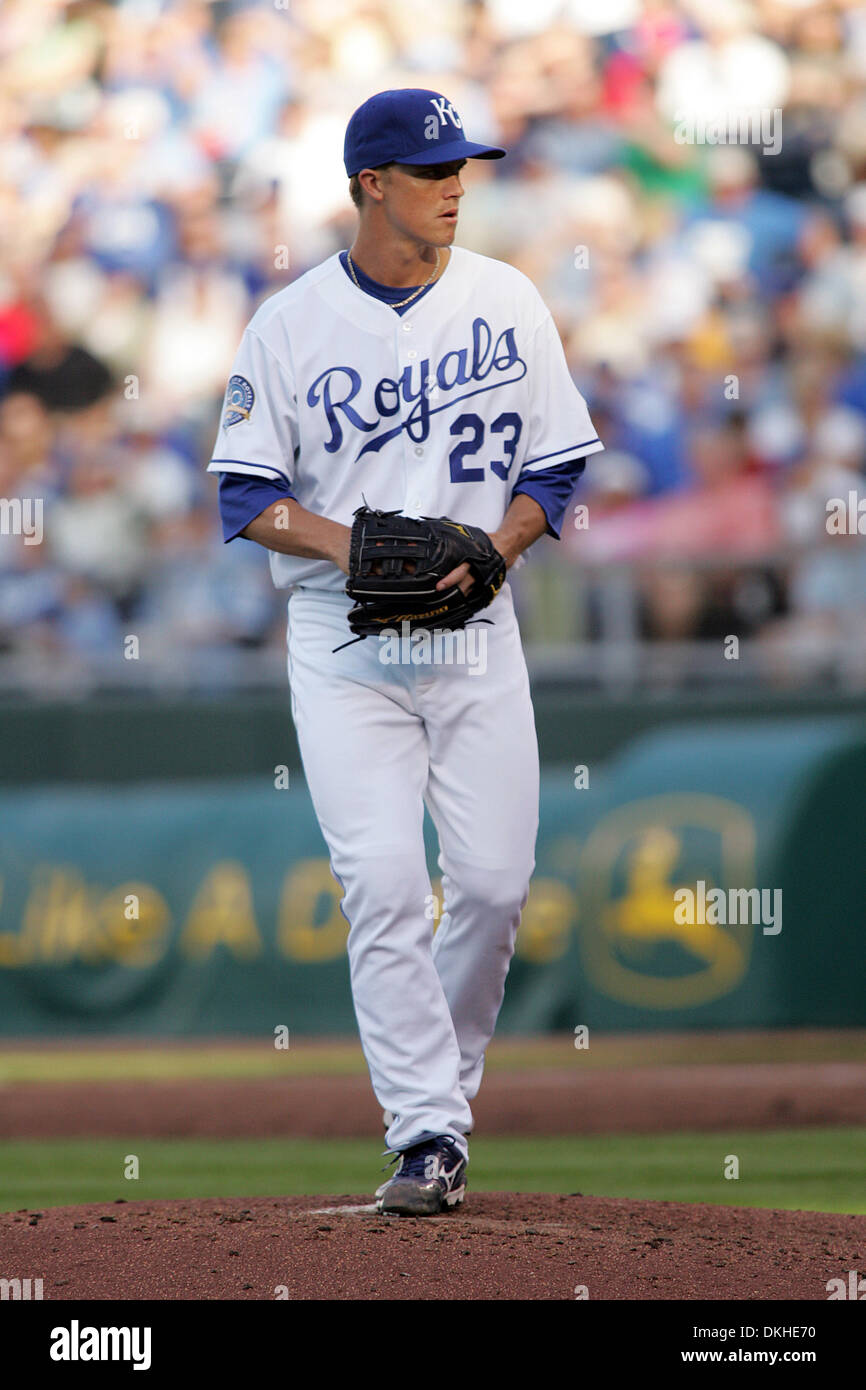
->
[[306, 317, 527, 460]]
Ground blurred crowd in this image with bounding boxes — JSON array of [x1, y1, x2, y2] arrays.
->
[[1, 0, 866, 691]]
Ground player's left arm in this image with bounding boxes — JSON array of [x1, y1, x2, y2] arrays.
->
[[435, 447, 588, 594], [439, 303, 602, 594], [435, 492, 548, 593]]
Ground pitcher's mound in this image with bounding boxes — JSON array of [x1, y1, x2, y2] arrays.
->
[[2, 1194, 861, 1300]]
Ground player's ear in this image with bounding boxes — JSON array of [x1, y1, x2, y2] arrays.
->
[[357, 165, 391, 206]]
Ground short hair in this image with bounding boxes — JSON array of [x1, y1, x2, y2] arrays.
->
[[349, 162, 395, 210]]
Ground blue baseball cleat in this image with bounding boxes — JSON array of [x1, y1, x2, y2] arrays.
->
[[375, 1135, 467, 1216]]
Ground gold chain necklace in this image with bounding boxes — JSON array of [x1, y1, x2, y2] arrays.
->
[[346, 247, 441, 308]]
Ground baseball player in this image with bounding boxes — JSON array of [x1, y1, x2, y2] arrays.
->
[[209, 89, 604, 1216]]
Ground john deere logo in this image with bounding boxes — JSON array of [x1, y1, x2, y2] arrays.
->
[[578, 795, 756, 1008]]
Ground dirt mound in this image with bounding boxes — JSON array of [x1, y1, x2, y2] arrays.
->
[[2, 1194, 862, 1300]]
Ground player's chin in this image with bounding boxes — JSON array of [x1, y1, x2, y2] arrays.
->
[[433, 215, 458, 242]]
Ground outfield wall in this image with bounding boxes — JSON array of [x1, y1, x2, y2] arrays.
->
[[2, 687, 866, 783], [1, 715, 863, 1036]]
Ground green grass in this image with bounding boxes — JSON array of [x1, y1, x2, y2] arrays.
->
[[1, 1128, 863, 1216], [0, 1044, 371, 1084], [1, 1029, 864, 1083]]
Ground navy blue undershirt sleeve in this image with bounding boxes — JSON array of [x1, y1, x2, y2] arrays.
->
[[218, 471, 295, 543], [512, 457, 587, 539]]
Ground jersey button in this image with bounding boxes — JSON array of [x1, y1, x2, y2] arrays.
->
[[414, 446, 424, 456], [402, 322, 412, 332], [407, 349, 417, 359]]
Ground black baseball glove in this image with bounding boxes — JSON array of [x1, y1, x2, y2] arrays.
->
[[344, 505, 506, 639]]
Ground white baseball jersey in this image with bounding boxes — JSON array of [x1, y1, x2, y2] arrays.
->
[[208, 245, 603, 590]]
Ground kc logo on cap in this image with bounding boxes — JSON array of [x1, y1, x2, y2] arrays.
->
[[343, 88, 505, 177], [424, 96, 463, 140]]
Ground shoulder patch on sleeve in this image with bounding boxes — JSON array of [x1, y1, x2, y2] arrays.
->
[[223, 374, 255, 428]]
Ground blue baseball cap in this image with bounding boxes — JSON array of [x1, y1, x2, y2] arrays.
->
[[344, 88, 506, 177]]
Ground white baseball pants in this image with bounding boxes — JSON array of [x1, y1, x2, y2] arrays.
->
[[285, 583, 539, 1160]]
